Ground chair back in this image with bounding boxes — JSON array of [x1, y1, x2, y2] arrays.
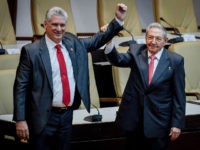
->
[[97, 0, 142, 36], [112, 66, 130, 98], [154, 0, 198, 33], [111, 47, 130, 100], [0, 0, 16, 45], [0, 54, 20, 69], [0, 69, 16, 114], [168, 41, 200, 100], [31, 0, 76, 37]]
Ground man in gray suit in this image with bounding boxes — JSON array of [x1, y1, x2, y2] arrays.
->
[[13, 4, 127, 150], [105, 22, 186, 150]]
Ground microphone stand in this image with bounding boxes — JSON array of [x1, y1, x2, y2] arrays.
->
[[160, 17, 184, 44], [160, 17, 181, 35], [84, 104, 102, 122], [119, 28, 137, 47]]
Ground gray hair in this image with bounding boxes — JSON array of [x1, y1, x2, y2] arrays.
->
[[45, 6, 68, 22], [146, 22, 167, 38]]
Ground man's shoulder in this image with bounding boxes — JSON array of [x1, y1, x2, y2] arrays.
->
[[21, 37, 44, 54], [129, 44, 146, 54], [23, 40, 37, 48], [63, 32, 78, 40], [166, 49, 184, 65]]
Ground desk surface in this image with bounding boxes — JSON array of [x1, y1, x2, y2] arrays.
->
[[0, 102, 199, 124], [0, 106, 118, 124], [3, 42, 29, 54]]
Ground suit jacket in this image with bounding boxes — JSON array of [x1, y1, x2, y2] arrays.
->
[[13, 19, 123, 135], [106, 44, 186, 138]]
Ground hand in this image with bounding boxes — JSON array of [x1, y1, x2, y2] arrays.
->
[[100, 23, 109, 32], [169, 127, 181, 141], [16, 121, 29, 141], [115, 3, 127, 21]]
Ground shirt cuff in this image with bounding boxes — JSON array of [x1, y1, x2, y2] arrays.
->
[[104, 40, 114, 54], [115, 17, 124, 26]]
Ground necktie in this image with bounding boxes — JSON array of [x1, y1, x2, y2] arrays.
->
[[148, 55, 156, 85], [55, 44, 70, 106]]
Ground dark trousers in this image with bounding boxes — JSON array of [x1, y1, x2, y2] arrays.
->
[[125, 130, 170, 150], [29, 107, 73, 150]]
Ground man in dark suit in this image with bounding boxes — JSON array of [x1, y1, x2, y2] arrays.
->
[[13, 4, 127, 150], [105, 22, 186, 150]]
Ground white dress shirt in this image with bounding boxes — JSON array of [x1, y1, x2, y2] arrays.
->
[[148, 48, 164, 75], [45, 35, 75, 107]]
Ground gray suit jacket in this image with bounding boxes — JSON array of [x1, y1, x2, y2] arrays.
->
[[13, 19, 123, 135], [106, 44, 186, 138]]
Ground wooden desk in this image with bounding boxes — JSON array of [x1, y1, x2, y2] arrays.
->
[[0, 103, 200, 150]]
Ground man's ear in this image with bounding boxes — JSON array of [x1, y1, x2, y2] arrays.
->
[[165, 38, 168, 43], [43, 21, 47, 29]]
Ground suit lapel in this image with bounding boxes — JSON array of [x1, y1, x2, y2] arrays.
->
[[135, 47, 170, 89], [151, 49, 170, 85], [39, 37, 53, 91], [138, 48, 149, 88], [62, 37, 79, 80]]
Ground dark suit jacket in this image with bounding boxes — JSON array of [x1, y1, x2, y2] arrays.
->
[[13, 19, 123, 135], [106, 44, 186, 138]]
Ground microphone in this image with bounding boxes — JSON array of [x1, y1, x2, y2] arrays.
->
[[160, 17, 184, 44], [119, 28, 137, 47], [84, 104, 102, 122], [0, 41, 7, 54]]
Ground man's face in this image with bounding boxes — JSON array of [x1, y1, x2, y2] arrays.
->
[[145, 28, 167, 54], [44, 15, 66, 43]]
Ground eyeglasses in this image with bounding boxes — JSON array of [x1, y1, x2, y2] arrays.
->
[[146, 35, 165, 42]]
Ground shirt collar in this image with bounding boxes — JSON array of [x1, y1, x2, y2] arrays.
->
[[148, 47, 164, 60], [45, 34, 63, 49]]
